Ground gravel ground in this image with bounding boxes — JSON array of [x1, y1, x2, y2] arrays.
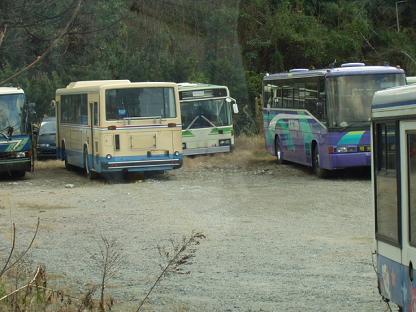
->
[[0, 157, 387, 311]]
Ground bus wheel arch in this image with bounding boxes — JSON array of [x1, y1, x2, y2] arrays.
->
[[62, 140, 71, 170], [312, 141, 329, 178], [274, 135, 286, 164], [61, 140, 66, 161], [83, 145, 95, 179]]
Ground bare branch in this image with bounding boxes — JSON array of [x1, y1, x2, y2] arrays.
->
[[0, 223, 16, 278], [0, 265, 41, 302], [2, 217, 40, 275], [135, 231, 206, 312], [0, 24, 7, 50], [0, 0, 84, 86]]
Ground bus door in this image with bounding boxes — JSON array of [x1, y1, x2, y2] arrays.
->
[[400, 120, 416, 306], [88, 99, 99, 170]]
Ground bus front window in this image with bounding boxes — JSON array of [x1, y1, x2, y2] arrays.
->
[[105, 87, 176, 120], [181, 99, 232, 129], [0, 94, 25, 135], [327, 74, 405, 128]]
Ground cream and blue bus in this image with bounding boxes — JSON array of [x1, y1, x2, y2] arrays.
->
[[178, 83, 238, 156], [56, 80, 183, 178], [372, 84, 416, 311]]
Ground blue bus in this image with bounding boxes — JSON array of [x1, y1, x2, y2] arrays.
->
[[263, 63, 405, 177], [0, 87, 33, 177]]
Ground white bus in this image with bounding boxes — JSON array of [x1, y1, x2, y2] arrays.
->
[[178, 83, 238, 156], [56, 80, 183, 178], [372, 84, 416, 310]]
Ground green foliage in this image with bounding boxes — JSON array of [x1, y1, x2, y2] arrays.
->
[[0, 0, 416, 133]]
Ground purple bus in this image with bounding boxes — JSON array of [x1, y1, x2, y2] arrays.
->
[[263, 63, 405, 177]]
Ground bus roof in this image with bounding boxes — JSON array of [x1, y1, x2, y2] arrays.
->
[[372, 84, 416, 118], [177, 82, 228, 91], [0, 87, 24, 95], [56, 80, 177, 95], [66, 80, 131, 88], [264, 65, 404, 81]]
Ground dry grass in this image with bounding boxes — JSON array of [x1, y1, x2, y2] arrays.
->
[[183, 135, 274, 170]]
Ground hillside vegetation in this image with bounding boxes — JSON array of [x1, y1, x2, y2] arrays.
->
[[1, 0, 415, 133]]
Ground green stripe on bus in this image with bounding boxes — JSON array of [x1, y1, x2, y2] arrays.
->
[[182, 130, 195, 137], [338, 131, 365, 145], [209, 127, 233, 135]]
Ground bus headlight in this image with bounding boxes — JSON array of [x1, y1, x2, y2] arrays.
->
[[336, 146, 348, 153], [219, 139, 231, 146], [106, 154, 112, 160], [16, 152, 26, 158], [174, 151, 180, 156], [334, 146, 357, 153]]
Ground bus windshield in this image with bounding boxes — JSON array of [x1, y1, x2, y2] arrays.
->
[[181, 99, 232, 129], [327, 74, 405, 128], [0, 93, 25, 135], [105, 87, 176, 120]]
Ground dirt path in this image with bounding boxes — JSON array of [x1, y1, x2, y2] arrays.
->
[[0, 155, 385, 311]]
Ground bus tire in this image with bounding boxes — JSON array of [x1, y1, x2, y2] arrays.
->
[[62, 142, 71, 170], [312, 146, 329, 178], [275, 137, 286, 165], [83, 148, 96, 180]]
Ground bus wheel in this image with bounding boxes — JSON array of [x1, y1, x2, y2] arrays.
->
[[64, 156, 72, 170], [83, 149, 96, 180], [62, 144, 71, 170], [312, 146, 329, 178], [275, 138, 286, 165]]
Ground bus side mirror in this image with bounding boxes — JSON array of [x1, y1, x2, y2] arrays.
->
[[232, 103, 239, 114], [226, 97, 239, 114]]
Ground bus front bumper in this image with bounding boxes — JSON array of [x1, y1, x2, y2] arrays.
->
[[0, 158, 31, 173], [328, 152, 371, 169], [183, 145, 231, 156]]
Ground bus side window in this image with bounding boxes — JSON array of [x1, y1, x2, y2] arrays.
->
[[293, 81, 305, 109], [80, 95, 88, 125], [408, 133, 416, 246], [272, 86, 281, 108], [263, 84, 272, 108], [282, 86, 293, 108], [304, 79, 318, 117], [375, 122, 400, 244]]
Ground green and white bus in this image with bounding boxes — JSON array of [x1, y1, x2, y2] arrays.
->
[[178, 83, 238, 156]]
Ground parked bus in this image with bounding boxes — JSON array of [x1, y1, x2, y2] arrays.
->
[[178, 83, 238, 155], [0, 87, 33, 177], [372, 84, 416, 311], [55, 80, 183, 178], [263, 63, 405, 177]]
